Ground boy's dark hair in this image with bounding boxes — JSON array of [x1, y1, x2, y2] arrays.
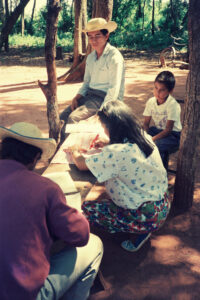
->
[[98, 101, 154, 158], [1, 137, 42, 165], [155, 71, 175, 92]]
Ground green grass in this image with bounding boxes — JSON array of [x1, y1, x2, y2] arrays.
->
[[9, 34, 74, 52], [9, 34, 45, 48]]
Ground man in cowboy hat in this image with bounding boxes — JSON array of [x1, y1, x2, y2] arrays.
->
[[60, 17, 125, 142], [0, 122, 103, 300]]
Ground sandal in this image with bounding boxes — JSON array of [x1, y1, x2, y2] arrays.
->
[[121, 233, 151, 252]]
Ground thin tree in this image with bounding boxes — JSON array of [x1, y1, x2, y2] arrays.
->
[[151, 0, 155, 35], [21, 9, 24, 36], [57, 0, 87, 82], [173, 0, 200, 212], [3, 0, 9, 51], [142, 0, 146, 31], [81, 0, 87, 53], [170, 0, 177, 32], [29, 0, 36, 32], [73, 0, 85, 67], [0, 0, 5, 28], [38, 0, 62, 142]]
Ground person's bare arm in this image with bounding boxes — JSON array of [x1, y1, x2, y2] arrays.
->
[[143, 116, 151, 132], [152, 120, 174, 142], [92, 136, 110, 149], [72, 150, 89, 171], [71, 94, 82, 111]]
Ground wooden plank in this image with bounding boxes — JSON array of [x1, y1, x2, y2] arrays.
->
[[43, 163, 70, 174]]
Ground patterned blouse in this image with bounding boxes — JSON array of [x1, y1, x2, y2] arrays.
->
[[85, 139, 168, 210]]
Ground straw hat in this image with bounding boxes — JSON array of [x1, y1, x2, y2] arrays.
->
[[82, 17, 117, 33], [0, 122, 57, 160]]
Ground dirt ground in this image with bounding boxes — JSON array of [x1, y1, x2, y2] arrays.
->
[[1, 50, 200, 300]]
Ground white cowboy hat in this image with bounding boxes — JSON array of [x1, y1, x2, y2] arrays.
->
[[0, 122, 57, 160], [82, 17, 117, 33]]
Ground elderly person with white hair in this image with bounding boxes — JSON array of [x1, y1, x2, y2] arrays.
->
[[0, 122, 103, 300], [60, 17, 125, 142]]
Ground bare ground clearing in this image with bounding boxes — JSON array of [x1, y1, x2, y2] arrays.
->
[[1, 50, 200, 300]]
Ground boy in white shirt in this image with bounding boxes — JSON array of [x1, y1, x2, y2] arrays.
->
[[143, 71, 182, 169]]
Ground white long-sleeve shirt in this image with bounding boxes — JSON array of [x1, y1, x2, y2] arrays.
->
[[78, 43, 125, 105]]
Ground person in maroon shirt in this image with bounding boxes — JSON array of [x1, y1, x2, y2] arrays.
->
[[0, 122, 103, 300]]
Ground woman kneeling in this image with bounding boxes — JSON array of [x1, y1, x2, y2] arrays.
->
[[72, 101, 170, 252]]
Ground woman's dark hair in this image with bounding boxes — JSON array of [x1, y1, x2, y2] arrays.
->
[[98, 101, 154, 157], [155, 71, 175, 92], [1, 137, 42, 165]]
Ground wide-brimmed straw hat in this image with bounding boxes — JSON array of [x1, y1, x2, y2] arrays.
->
[[0, 122, 56, 160], [82, 17, 117, 33]]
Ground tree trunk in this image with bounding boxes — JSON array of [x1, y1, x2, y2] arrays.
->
[[170, 0, 177, 32], [173, 0, 200, 212], [29, 0, 36, 31], [151, 0, 155, 35], [92, 0, 113, 20], [70, 0, 74, 24], [0, 0, 5, 28], [136, 0, 142, 20], [31, 0, 36, 21], [73, 0, 83, 67], [142, 0, 146, 31], [38, 0, 62, 143], [5, 0, 9, 16], [21, 9, 24, 36], [3, 0, 9, 51], [81, 0, 87, 53], [0, 0, 30, 51]]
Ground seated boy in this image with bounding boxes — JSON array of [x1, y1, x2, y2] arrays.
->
[[143, 71, 182, 169]]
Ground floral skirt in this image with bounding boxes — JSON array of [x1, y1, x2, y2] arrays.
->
[[82, 193, 170, 234]]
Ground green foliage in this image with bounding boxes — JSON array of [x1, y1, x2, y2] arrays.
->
[[12, 2, 74, 37], [7, 0, 188, 52], [87, 0, 93, 19], [58, 2, 74, 35], [56, 32, 74, 52], [9, 34, 45, 48], [9, 33, 73, 52], [11, 6, 48, 37], [110, 29, 172, 51], [111, 0, 188, 50], [158, 0, 188, 36], [112, 0, 136, 30], [30, 7, 48, 37]]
